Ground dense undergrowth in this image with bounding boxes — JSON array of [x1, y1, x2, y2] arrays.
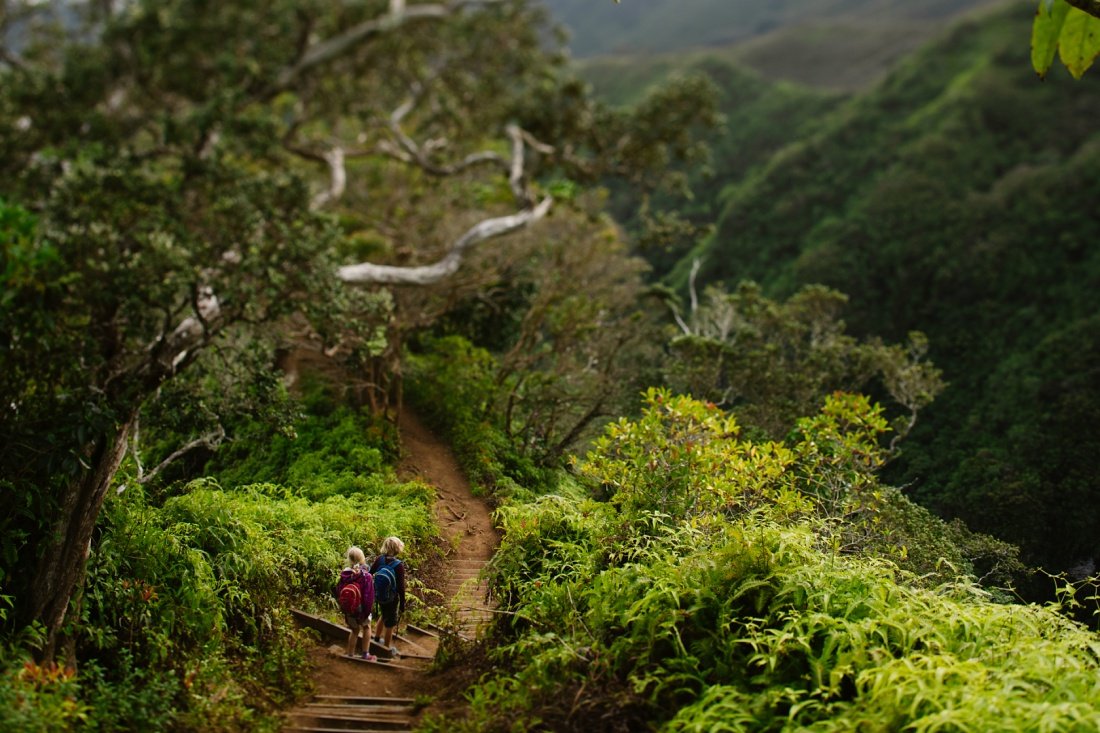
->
[[405, 335, 568, 504], [0, 383, 435, 731], [424, 391, 1098, 732]]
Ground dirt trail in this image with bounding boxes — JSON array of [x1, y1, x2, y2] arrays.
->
[[281, 408, 499, 731]]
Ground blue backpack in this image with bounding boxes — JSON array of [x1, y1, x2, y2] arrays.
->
[[374, 557, 400, 604]]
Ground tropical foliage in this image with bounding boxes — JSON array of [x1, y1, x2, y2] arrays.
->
[[663, 282, 944, 444], [3, 0, 1099, 729], [432, 393, 1085, 733], [665, 3, 1100, 574], [0, 382, 436, 730]]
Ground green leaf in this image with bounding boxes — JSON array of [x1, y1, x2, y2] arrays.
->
[[1058, 7, 1100, 79], [1032, 0, 1071, 78]]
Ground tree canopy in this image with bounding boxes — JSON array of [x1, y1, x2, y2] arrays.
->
[[0, 0, 717, 661]]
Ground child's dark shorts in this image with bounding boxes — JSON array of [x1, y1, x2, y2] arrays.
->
[[378, 600, 399, 628]]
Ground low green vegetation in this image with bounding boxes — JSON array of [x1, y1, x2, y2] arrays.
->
[[429, 392, 1093, 732], [0, 384, 435, 731]]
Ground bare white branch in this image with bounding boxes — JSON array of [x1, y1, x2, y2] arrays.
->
[[672, 306, 692, 336], [311, 147, 347, 209], [338, 197, 552, 285], [506, 124, 531, 204], [687, 257, 701, 319], [161, 287, 222, 370], [130, 414, 144, 481], [137, 425, 226, 485], [382, 85, 509, 179]]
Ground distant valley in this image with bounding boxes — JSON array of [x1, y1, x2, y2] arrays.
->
[[542, 0, 1017, 90]]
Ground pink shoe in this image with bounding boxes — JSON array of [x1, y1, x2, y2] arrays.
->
[[360, 652, 377, 661]]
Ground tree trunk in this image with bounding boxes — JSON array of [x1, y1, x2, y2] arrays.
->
[[26, 411, 137, 663]]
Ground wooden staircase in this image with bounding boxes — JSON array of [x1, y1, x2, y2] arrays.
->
[[444, 558, 496, 638], [282, 555, 495, 733], [281, 613, 440, 732]]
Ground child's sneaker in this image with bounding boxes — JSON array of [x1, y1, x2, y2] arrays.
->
[[360, 652, 377, 661], [389, 646, 400, 659]]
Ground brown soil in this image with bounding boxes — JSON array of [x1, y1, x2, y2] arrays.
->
[[283, 406, 500, 727]]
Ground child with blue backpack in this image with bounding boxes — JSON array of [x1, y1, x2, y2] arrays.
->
[[370, 536, 407, 658], [335, 546, 376, 661]]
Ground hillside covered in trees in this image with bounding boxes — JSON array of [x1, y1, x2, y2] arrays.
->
[[542, 0, 1007, 58], [659, 2, 1100, 578], [3, 0, 1100, 730]]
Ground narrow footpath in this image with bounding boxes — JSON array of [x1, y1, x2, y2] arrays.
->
[[281, 408, 500, 732]]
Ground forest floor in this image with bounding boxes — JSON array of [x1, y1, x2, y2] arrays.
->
[[280, 406, 499, 731]]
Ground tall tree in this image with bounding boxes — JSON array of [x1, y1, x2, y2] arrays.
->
[[0, 0, 716, 661]]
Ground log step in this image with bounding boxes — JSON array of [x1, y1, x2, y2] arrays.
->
[[341, 654, 420, 671], [286, 721, 413, 726], [313, 696, 416, 705], [409, 623, 441, 638], [283, 695, 418, 733]]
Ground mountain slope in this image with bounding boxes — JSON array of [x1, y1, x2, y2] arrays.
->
[[668, 3, 1100, 572], [542, 0, 1010, 60]]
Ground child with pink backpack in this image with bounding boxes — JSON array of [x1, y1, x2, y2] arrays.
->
[[335, 546, 376, 660]]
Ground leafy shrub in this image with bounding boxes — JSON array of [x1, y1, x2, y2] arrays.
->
[[445, 394, 1086, 732], [79, 653, 182, 732], [0, 649, 87, 733], [470, 505, 1100, 732], [580, 388, 807, 522], [209, 393, 399, 501]]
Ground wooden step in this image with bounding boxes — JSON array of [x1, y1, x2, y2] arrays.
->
[[287, 713, 412, 730], [391, 632, 434, 655], [283, 695, 419, 733], [366, 640, 433, 661], [405, 624, 439, 639], [286, 721, 413, 726], [301, 705, 413, 720], [426, 622, 473, 641], [291, 608, 350, 643], [301, 701, 412, 710], [312, 696, 416, 705], [341, 654, 420, 671]]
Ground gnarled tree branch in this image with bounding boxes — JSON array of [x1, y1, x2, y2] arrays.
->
[[338, 196, 552, 285], [136, 424, 226, 486], [311, 147, 347, 209]]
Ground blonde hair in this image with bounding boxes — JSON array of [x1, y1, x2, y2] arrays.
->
[[379, 536, 404, 557], [346, 546, 366, 567]]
